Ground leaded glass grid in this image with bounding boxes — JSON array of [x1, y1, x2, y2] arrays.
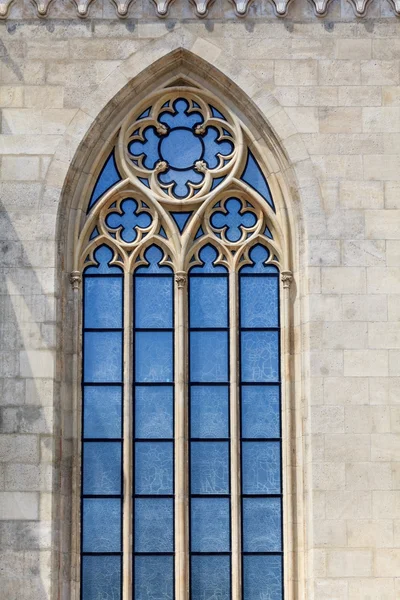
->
[[76, 86, 290, 600]]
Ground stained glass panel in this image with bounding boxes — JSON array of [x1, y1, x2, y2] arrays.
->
[[135, 276, 173, 329], [135, 386, 173, 439], [82, 498, 121, 553], [135, 331, 173, 383], [83, 442, 121, 495], [84, 331, 123, 383], [190, 331, 228, 382], [84, 277, 123, 329], [190, 386, 229, 439], [242, 497, 282, 552], [242, 442, 281, 495], [243, 556, 283, 600], [191, 441, 229, 495], [135, 442, 173, 495], [191, 556, 230, 600], [83, 386, 122, 439], [241, 331, 279, 383], [82, 556, 121, 600], [241, 386, 280, 439], [135, 556, 173, 600], [191, 498, 230, 552], [240, 276, 279, 328], [190, 277, 228, 328], [134, 498, 173, 553]]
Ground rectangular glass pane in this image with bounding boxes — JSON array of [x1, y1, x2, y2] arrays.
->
[[190, 331, 228, 383], [82, 498, 121, 552], [190, 276, 228, 328], [83, 442, 121, 495], [135, 276, 173, 329], [84, 331, 122, 383], [84, 276, 122, 329], [135, 442, 173, 495], [134, 556, 173, 600], [191, 556, 230, 600], [241, 386, 280, 439], [83, 385, 122, 439], [135, 332, 173, 383], [242, 442, 281, 495], [134, 498, 173, 552], [191, 441, 229, 495], [190, 385, 229, 439], [242, 497, 282, 552], [82, 555, 121, 600], [135, 386, 173, 439], [240, 276, 278, 328], [243, 555, 283, 600], [241, 331, 279, 383], [191, 498, 230, 552]]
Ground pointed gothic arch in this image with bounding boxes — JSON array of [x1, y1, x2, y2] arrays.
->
[[54, 48, 307, 600]]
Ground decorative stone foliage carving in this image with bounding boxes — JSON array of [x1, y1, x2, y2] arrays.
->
[[1, 0, 397, 18]]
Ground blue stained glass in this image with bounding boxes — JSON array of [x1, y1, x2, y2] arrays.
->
[[159, 99, 203, 129], [106, 199, 152, 244], [138, 107, 151, 119], [84, 331, 122, 383], [129, 127, 160, 170], [88, 151, 121, 211], [242, 442, 281, 494], [190, 386, 229, 439], [136, 246, 172, 274], [209, 105, 226, 120], [195, 226, 204, 239], [202, 127, 233, 169], [83, 442, 121, 495], [89, 226, 99, 240], [85, 245, 122, 274], [135, 386, 173, 439], [191, 556, 230, 600], [191, 441, 229, 494], [240, 276, 279, 328], [135, 556, 173, 600], [241, 331, 279, 382], [82, 498, 121, 552], [243, 498, 282, 552], [211, 198, 257, 243], [159, 167, 203, 200], [211, 176, 225, 190], [135, 332, 173, 383], [241, 150, 274, 210], [241, 244, 275, 274], [190, 276, 228, 328], [191, 498, 230, 552], [84, 276, 122, 329], [135, 442, 173, 495], [135, 276, 172, 329], [134, 498, 173, 552], [82, 555, 121, 600], [170, 212, 192, 232], [190, 245, 227, 273], [83, 386, 122, 439], [190, 331, 228, 383], [160, 130, 203, 169], [243, 556, 283, 600], [241, 386, 280, 439]]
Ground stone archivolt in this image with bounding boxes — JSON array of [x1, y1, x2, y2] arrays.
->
[[1, 0, 399, 18]]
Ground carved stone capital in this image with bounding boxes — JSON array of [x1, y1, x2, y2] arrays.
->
[[71, 0, 96, 17], [229, 0, 252, 16], [0, 0, 15, 18], [190, 0, 214, 16], [347, 0, 372, 16], [281, 270, 293, 289], [309, 0, 332, 16], [110, 0, 134, 16], [388, 0, 400, 14], [31, 0, 53, 16], [269, 0, 293, 16], [70, 270, 82, 290], [175, 271, 187, 289]]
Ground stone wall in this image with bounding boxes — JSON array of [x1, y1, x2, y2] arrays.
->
[[1, 5, 400, 599]]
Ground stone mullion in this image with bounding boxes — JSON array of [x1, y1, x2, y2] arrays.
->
[[230, 269, 241, 600], [123, 268, 133, 600], [175, 271, 189, 600]]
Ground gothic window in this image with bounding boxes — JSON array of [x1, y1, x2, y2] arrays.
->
[[76, 86, 287, 600]]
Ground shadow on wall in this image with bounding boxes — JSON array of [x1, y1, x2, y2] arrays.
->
[[0, 197, 65, 600]]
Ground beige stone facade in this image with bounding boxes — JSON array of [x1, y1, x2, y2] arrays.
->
[[1, 2, 400, 599]]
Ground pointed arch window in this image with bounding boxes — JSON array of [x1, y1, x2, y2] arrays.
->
[[76, 87, 289, 600]]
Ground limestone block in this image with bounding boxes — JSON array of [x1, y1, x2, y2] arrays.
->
[[366, 210, 400, 239], [325, 491, 372, 519], [0, 434, 38, 463], [364, 155, 400, 181], [319, 107, 362, 133], [312, 462, 345, 490], [307, 294, 342, 322], [0, 406, 53, 434], [347, 579, 395, 599], [308, 240, 340, 266], [375, 549, 400, 577], [324, 433, 370, 462], [299, 86, 338, 107], [314, 579, 348, 600], [388, 295, 400, 321], [4, 464, 53, 492], [345, 406, 390, 434], [0, 86, 24, 108], [0, 492, 38, 520], [344, 350, 388, 377], [373, 491, 400, 519], [324, 376, 368, 405], [339, 180, 384, 209], [313, 519, 347, 547], [326, 550, 373, 577], [23, 86, 64, 108], [345, 462, 392, 490], [342, 295, 387, 322], [311, 406, 345, 433], [371, 434, 400, 461], [369, 323, 400, 349], [322, 267, 366, 294], [319, 60, 361, 85], [361, 61, 400, 86], [0, 156, 40, 181], [342, 240, 385, 267], [321, 322, 367, 349], [310, 349, 343, 377], [312, 154, 363, 180], [20, 350, 55, 378], [336, 38, 371, 60], [389, 351, 400, 376], [338, 85, 381, 107], [0, 134, 62, 155], [367, 267, 400, 294], [274, 59, 318, 86], [347, 519, 393, 548]]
